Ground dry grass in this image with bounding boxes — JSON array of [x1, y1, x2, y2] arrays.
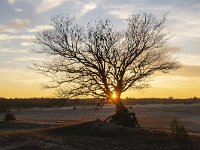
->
[[1, 104, 199, 149], [1, 120, 200, 150]]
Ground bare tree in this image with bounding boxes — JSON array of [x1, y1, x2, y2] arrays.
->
[[33, 13, 179, 127]]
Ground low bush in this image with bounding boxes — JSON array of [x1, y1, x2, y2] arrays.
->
[[169, 117, 188, 138], [4, 110, 16, 121]]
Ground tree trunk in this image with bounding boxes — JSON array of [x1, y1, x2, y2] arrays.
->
[[105, 98, 140, 128], [114, 98, 127, 113]]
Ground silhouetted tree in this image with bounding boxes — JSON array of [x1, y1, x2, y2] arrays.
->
[[33, 13, 179, 127]]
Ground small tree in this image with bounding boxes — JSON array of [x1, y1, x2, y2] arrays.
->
[[33, 13, 179, 127]]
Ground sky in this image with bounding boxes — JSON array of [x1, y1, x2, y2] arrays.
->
[[0, 0, 200, 98]]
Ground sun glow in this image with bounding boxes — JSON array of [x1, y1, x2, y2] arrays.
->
[[112, 93, 117, 99]]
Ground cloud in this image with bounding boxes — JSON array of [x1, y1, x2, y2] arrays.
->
[[167, 10, 200, 45], [0, 68, 48, 84], [0, 48, 28, 53], [104, 3, 171, 20], [14, 8, 23, 12], [1, 60, 12, 64], [21, 42, 32, 46], [7, 0, 17, 4], [36, 0, 67, 13], [0, 34, 34, 41], [192, 3, 200, 9], [175, 65, 200, 77], [14, 56, 43, 62], [107, 9, 130, 19], [176, 54, 200, 66], [7, 0, 29, 4], [79, 2, 97, 17], [0, 19, 30, 33], [149, 65, 200, 90], [28, 25, 54, 33], [0, 27, 16, 33], [103, 4, 134, 19], [11, 19, 30, 28]]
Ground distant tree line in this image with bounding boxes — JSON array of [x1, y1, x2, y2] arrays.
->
[[0, 97, 199, 110], [0, 97, 97, 110], [123, 97, 200, 105]]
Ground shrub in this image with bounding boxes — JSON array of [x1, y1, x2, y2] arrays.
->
[[169, 117, 188, 138], [4, 110, 16, 121]]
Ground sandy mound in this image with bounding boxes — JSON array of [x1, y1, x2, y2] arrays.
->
[[1, 120, 200, 150], [43, 120, 200, 150], [46, 119, 142, 138]]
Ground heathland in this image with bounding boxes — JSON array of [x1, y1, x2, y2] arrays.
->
[[0, 98, 200, 150]]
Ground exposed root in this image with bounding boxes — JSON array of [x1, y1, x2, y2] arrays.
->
[[104, 111, 140, 128]]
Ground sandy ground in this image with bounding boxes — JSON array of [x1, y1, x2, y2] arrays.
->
[[0, 104, 200, 150], [1, 104, 200, 133]]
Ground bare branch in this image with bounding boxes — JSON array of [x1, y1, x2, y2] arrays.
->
[[32, 13, 179, 99]]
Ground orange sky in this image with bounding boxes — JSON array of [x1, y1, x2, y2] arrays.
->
[[1, 65, 200, 98]]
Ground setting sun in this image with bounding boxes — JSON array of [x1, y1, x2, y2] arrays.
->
[[112, 93, 117, 99]]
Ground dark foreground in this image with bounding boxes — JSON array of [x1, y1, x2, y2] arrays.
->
[[0, 104, 200, 149], [0, 120, 200, 150]]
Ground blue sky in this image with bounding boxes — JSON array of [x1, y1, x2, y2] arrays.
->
[[0, 0, 200, 98]]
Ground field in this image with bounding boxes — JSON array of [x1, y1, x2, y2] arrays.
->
[[0, 103, 200, 149]]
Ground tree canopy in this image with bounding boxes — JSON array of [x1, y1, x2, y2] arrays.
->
[[33, 13, 178, 102]]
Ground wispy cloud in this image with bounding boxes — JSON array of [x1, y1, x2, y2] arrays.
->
[[7, 0, 29, 4], [1, 60, 12, 64], [107, 9, 130, 19], [14, 8, 23, 12], [28, 25, 54, 33], [150, 74, 200, 91], [192, 3, 200, 9], [79, 2, 97, 17], [176, 65, 200, 77], [0, 19, 30, 33], [105, 3, 170, 19], [167, 11, 200, 44], [11, 19, 30, 28], [0, 48, 28, 53], [7, 0, 17, 4], [14, 56, 43, 62], [36, 0, 67, 13], [0, 68, 48, 84], [0, 34, 34, 41], [176, 54, 200, 66], [21, 41, 32, 46], [0, 27, 16, 33]]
